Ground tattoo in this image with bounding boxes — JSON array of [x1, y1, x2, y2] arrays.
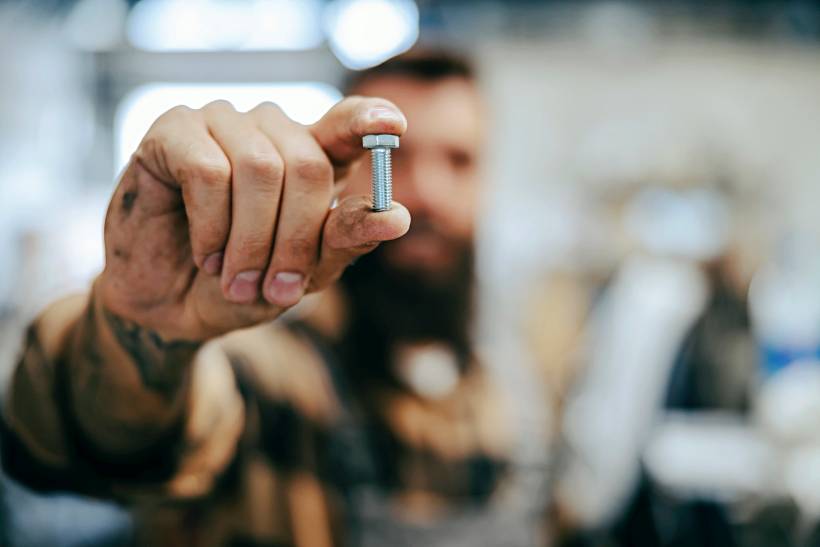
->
[[102, 308, 201, 396], [71, 307, 99, 402], [16, 324, 54, 388]]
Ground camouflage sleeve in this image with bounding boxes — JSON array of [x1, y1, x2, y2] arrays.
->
[[1, 281, 245, 502]]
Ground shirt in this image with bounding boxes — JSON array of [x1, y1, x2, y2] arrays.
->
[[1, 289, 550, 546]]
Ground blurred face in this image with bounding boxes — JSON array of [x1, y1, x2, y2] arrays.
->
[[344, 75, 484, 281]]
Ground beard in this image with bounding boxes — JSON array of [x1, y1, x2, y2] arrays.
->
[[337, 219, 475, 388]]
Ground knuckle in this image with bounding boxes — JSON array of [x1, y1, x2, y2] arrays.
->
[[178, 156, 231, 189], [202, 99, 235, 114], [138, 108, 200, 163], [151, 106, 199, 133], [238, 153, 284, 188], [134, 134, 163, 164], [291, 155, 332, 188], [250, 101, 285, 118], [191, 219, 228, 250], [231, 232, 272, 260], [196, 159, 232, 188], [277, 237, 317, 267], [160, 104, 195, 122]]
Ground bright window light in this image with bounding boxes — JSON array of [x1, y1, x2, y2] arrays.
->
[[127, 0, 324, 52], [115, 82, 342, 173], [243, 0, 324, 51], [324, 0, 419, 70]]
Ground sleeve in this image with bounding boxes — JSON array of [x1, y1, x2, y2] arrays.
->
[[1, 288, 246, 503]]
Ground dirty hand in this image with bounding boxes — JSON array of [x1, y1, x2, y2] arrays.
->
[[98, 98, 409, 341]]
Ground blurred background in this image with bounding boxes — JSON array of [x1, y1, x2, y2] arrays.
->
[[2, 0, 820, 545]]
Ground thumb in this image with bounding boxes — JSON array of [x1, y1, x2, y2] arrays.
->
[[309, 96, 406, 179], [309, 195, 410, 291]]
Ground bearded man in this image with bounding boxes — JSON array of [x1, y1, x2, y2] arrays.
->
[[2, 52, 549, 546]]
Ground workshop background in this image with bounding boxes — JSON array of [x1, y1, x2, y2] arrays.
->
[[2, 0, 820, 546]]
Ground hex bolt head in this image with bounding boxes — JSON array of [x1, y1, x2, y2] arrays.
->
[[362, 134, 399, 212], [363, 134, 400, 149]]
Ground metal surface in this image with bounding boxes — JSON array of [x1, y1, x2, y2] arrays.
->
[[363, 134, 399, 212]]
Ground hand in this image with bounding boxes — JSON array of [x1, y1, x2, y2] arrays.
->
[[97, 98, 409, 341]]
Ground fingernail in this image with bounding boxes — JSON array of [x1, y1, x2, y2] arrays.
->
[[202, 252, 223, 275], [228, 270, 261, 303], [368, 106, 404, 125], [266, 271, 305, 307]]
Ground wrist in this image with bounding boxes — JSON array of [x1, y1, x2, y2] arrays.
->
[[94, 272, 200, 343], [88, 278, 202, 390]]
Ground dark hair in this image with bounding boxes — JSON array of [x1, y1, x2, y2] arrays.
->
[[343, 50, 476, 94]]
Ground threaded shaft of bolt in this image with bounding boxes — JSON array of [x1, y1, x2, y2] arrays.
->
[[371, 147, 392, 212]]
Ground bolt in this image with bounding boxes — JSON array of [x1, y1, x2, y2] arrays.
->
[[362, 134, 399, 212]]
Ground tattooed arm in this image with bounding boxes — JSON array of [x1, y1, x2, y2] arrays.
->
[[1, 287, 244, 499]]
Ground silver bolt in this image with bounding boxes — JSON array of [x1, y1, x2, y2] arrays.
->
[[363, 134, 399, 212]]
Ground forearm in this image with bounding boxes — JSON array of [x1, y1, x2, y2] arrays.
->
[[66, 280, 200, 456], [3, 280, 202, 488]]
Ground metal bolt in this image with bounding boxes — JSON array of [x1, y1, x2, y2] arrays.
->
[[363, 134, 399, 212]]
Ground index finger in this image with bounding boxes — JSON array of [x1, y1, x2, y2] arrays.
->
[[135, 106, 232, 272], [308, 195, 410, 291], [309, 96, 407, 178]]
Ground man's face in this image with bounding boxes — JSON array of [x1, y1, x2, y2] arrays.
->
[[343, 75, 484, 281]]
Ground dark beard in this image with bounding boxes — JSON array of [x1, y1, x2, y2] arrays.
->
[[337, 236, 475, 388], [333, 235, 490, 497]]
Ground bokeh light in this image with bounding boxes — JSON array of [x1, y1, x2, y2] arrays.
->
[[324, 0, 419, 70]]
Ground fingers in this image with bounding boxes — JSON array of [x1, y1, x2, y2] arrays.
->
[[136, 106, 232, 272], [140, 98, 408, 315], [256, 103, 334, 307], [204, 101, 285, 303], [309, 96, 406, 178], [310, 195, 411, 291]]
